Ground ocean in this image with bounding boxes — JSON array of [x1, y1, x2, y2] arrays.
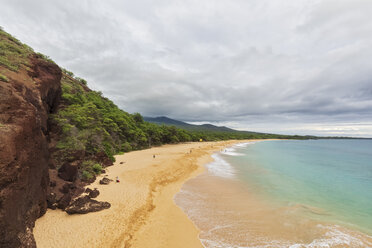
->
[[175, 139, 372, 247]]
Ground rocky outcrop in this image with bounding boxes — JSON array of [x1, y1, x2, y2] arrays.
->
[[58, 163, 79, 182], [47, 170, 85, 211], [65, 195, 110, 214], [0, 54, 62, 247]]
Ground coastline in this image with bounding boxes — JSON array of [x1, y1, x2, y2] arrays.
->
[[34, 140, 250, 248], [175, 139, 372, 247]]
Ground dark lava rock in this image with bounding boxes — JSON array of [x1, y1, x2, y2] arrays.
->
[[65, 196, 111, 214], [60, 182, 77, 194], [88, 188, 100, 198], [49, 180, 56, 187], [85, 188, 92, 193], [58, 163, 78, 182], [120, 162, 124, 164], [99, 177, 111, 185], [57, 193, 72, 210], [46, 193, 57, 210]]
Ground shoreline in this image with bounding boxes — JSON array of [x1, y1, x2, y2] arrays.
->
[[34, 140, 252, 248]]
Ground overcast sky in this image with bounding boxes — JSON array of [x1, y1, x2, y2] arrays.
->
[[1, 0, 372, 137]]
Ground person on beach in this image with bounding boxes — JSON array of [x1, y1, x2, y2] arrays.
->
[[116, 176, 120, 183], [153, 154, 155, 158]]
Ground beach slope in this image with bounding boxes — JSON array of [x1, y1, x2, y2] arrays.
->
[[34, 141, 242, 248]]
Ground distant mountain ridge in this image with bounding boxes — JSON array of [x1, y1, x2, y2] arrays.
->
[[144, 116, 250, 133]]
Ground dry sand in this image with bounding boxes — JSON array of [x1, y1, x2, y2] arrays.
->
[[34, 140, 248, 248]]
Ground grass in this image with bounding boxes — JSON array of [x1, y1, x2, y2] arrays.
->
[[0, 29, 33, 72], [0, 73, 8, 82]]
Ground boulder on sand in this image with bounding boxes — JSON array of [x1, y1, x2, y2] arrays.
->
[[99, 177, 111, 185], [65, 196, 111, 214], [88, 188, 100, 198]]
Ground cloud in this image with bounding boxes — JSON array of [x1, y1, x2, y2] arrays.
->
[[1, 0, 372, 136]]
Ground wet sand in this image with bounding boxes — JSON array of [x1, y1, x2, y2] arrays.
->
[[34, 140, 247, 248]]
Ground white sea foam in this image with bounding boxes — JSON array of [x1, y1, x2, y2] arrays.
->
[[234, 141, 257, 148], [206, 153, 235, 178], [287, 224, 372, 248], [221, 141, 257, 156], [221, 147, 244, 156]]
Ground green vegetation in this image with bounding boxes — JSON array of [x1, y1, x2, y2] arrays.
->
[[0, 28, 33, 72], [53, 74, 198, 156], [0, 73, 8, 82], [80, 160, 103, 180], [36, 52, 55, 64], [52, 73, 207, 181]]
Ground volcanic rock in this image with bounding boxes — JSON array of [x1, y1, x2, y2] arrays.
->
[[46, 193, 57, 210], [88, 188, 100, 198], [58, 163, 78, 182], [57, 192, 72, 210], [65, 196, 111, 214], [99, 177, 111, 185], [0, 52, 61, 247]]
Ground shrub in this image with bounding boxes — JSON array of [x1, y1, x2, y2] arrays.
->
[[82, 170, 93, 180], [62, 68, 74, 77], [92, 163, 103, 174], [121, 142, 132, 152], [75, 77, 87, 85]]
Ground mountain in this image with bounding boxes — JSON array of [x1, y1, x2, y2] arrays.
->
[[144, 116, 241, 132]]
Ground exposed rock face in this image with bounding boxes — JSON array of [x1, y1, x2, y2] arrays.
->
[[65, 195, 111, 214], [0, 54, 62, 247]]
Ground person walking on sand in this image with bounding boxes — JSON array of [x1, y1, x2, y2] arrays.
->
[[116, 176, 120, 183], [153, 154, 155, 158]]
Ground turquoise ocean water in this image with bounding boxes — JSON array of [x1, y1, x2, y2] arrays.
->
[[175, 139, 372, 247], [223, 139, 372, 234]]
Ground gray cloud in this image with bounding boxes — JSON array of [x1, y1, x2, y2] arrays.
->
[[1, 0, 372, 136]]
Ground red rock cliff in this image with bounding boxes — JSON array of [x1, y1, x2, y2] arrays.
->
[[0, 55, 62, 247]]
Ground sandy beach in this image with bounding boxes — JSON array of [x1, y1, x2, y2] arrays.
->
[[34, 140, 247, 248]]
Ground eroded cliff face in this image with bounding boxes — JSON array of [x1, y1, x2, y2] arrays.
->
[[0, 54, 61, 247]]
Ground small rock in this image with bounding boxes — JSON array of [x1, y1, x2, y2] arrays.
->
[[120, 162, 124, 164], [89, 188, 100, 198], [65, 196, 111, 214], [85, 188, 92, 193], [99, 177, 111, 185]]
